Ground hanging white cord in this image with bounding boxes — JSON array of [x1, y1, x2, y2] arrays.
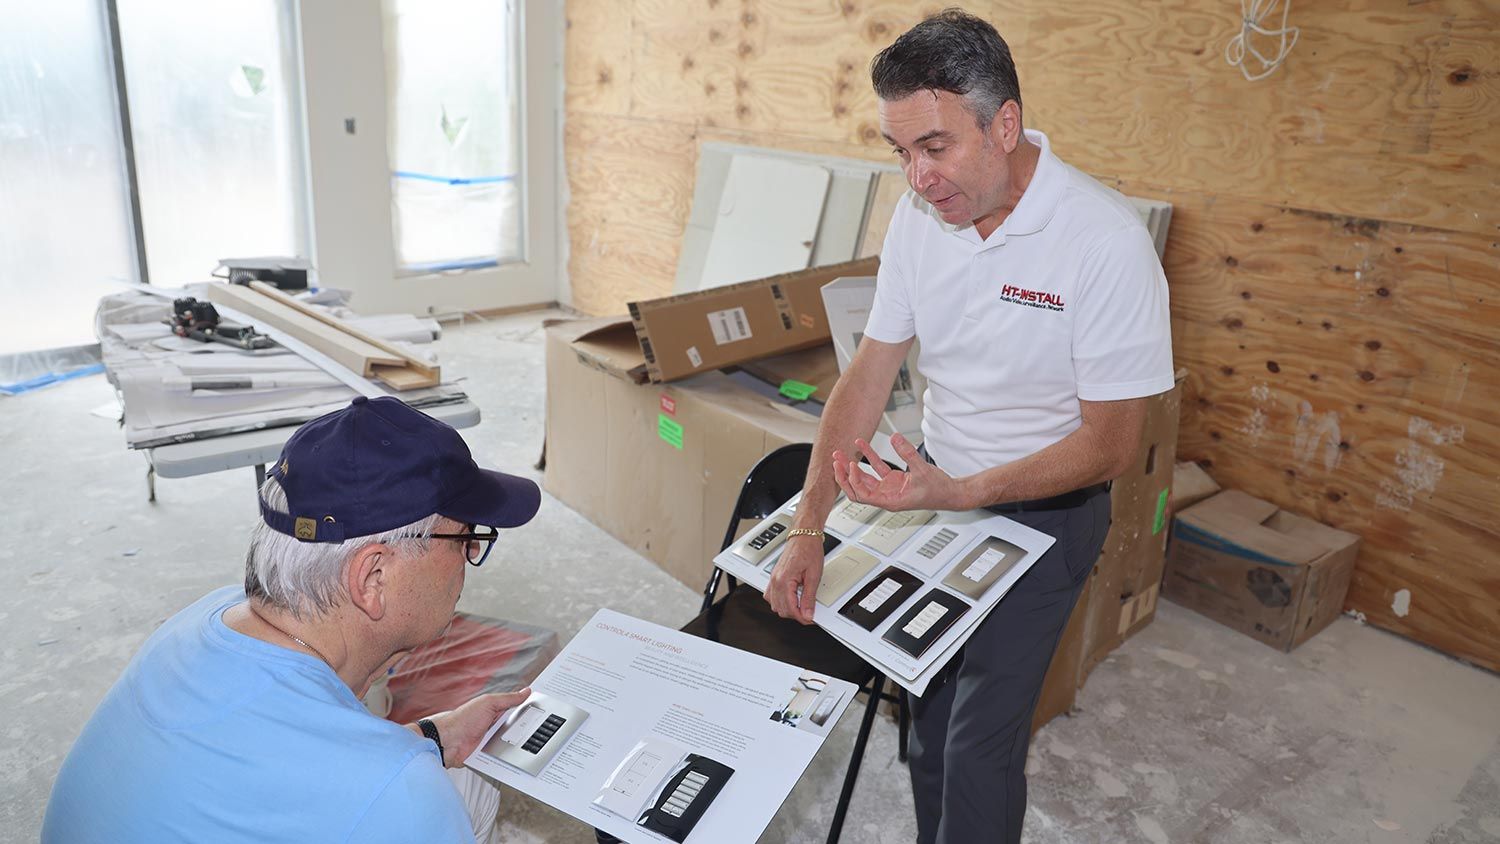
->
[[1225, 0, 1299, 81]]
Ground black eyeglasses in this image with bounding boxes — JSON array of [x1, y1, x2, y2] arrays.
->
[[429, 525, 500, 566]]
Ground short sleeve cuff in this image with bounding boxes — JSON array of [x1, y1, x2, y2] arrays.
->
[[1077, 373, 1178, 402], [859, 322, 915, 345]]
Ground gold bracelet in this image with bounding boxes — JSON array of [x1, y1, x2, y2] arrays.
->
[[786, 528, 825, 539]]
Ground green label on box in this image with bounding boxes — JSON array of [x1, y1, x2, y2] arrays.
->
[[1152, 487, 1170, 535], [657, 413, 684, 449], [778, 379, 817, 401]]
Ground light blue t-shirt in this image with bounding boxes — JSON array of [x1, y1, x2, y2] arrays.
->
[[43, 586, 473, 843]]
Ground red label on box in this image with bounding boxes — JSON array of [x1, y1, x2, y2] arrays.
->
[[659, 394, 676, 416]]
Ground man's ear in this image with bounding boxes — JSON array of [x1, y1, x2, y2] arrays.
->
[[345, 543, 390, 622], [991, 99, 1023, 153]]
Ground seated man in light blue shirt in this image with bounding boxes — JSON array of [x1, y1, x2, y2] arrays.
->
[[43, 396, 543, 843]]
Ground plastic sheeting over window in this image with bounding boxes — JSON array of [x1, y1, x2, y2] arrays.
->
[[0, 1, 136, 355], [384, 0, 523, 273], [116, 0, 308, 286]]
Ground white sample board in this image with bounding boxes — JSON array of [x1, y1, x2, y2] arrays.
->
[[711, 488, 1056, 696], [696, 154, 831, 290], [675, 143, 899, 295], [820, 275, 926, 448], [466, 609, 857, 844]]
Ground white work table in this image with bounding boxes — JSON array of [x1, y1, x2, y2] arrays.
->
[[141, 399, 481, 499]]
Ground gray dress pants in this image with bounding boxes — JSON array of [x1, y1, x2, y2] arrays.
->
[[907, 492, 1109, 844]]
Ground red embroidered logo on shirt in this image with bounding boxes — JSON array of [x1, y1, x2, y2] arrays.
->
[[999, 284, 1066, 312]]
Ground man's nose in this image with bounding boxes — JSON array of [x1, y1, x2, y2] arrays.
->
[[907, 157, 937, 193]]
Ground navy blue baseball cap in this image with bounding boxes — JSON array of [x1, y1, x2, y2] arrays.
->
[[260, 396, 541, 543]]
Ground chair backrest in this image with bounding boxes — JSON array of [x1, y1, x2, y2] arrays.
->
[[720, 443, 812, 552]]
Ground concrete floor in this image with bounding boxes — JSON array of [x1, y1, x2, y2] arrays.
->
[[2, 311, 1497, 843]]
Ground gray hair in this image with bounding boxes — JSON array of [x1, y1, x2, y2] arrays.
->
[[245, 477, 444, 619], [869, 8, 1021, 131]]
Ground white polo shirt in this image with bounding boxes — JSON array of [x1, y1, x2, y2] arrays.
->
[[863, 129, 1174, 478]]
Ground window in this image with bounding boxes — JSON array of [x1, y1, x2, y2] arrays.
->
[[0, 0, 307, 356], [383, 0, 523, 273], [0, 1, 134, 354], [117, 0, 308, 286]]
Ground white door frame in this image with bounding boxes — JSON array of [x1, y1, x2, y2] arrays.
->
[[296, 0, 561, 316]]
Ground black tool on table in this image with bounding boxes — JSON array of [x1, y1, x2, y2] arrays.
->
[[168, 297, 275, 351]]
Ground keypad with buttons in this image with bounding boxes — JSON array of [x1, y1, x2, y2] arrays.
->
[[747, 522, 786, 550], [662, 770, 710, 817], [732, 516, 793, 564], [521, 714, 567, 754]]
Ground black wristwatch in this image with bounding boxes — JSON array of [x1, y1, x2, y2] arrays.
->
[[416, 718, 445, 765]]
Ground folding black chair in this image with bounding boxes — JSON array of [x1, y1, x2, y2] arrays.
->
[[680, 442, 908, 844]]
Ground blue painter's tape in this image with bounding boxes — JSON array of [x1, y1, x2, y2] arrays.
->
[[401, 257, 501, 273], [1172, 519, 1298, 567], [392, 170, 516, 186], [0, 363, 105, 396]]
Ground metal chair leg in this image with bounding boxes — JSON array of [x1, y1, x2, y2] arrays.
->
[[826, 674, 885, 844], [897, 688, 910, 763], [701, 567, 724, 615]]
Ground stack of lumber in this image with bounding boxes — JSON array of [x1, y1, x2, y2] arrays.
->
[[207, 282, 439, 391]]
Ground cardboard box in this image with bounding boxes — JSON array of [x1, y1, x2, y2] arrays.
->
[[1170, 461, 1220, 512], [544, 316, 821, 590], [736, 343, 842, 405], [627, 257, 878, 383], [1077, 370, 1188, 682], [1163, 490, 1360, 651]]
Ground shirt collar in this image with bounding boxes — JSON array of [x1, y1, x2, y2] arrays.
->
[[939, 128, 1064, 245], [997, 129, 1064, 238]]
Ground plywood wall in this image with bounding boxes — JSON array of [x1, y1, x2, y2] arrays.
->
[[563, 0, 1500, 671]]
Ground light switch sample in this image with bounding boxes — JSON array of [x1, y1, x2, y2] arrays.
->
[[825, 498, 884, 538], [638, 754, 735, 842], [916, 527, 959, 560], [901, 602, 950, 638], [479, 692, 589, 776], [731, 515, 792, 565], [901, 525, 966, 576], [940, 535, 1027, 600], [859, 509, 935, 556], [816, 546, 881, 605], [859, 578, 903, 612], [593, 738, 688, 822], [882, 589, 969, 658], [838, 566, 921, 631]]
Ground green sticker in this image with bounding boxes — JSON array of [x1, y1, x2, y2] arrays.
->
[[657, 413, 683, 449], [778, 379, 817, 401], [1152, 487, 1170, 535]]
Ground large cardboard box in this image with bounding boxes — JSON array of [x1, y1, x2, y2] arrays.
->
[[1170, 461, 1220, 512], [1076, 370, 1188, 682], [1163, 490, 1360, 651], [627, 257, 878, 383], [545, 316, 821, 590]]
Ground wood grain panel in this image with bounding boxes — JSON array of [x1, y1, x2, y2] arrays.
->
[[1136, 183, 1500, 671], [1015, 0, 1500, 236], [627, 0, 949, 144], [564, 113, 698, 315], [564, 0, 635, 114]]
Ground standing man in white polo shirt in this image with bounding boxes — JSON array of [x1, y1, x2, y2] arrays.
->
[[765, 9, 1174, 843]]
